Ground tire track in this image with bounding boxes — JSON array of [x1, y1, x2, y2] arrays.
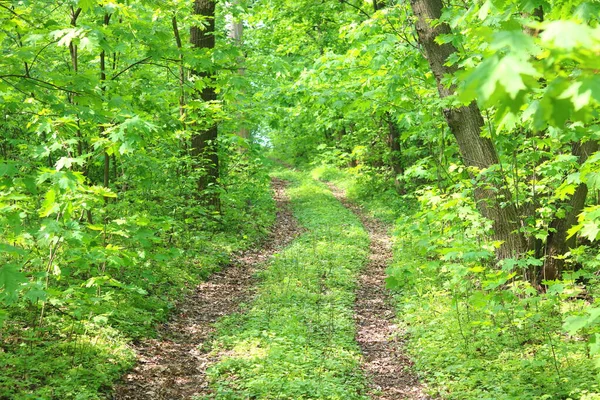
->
[[326, 183, 431, 400]]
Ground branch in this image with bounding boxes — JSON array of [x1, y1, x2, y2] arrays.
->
[[0, 74, 81, 94], [172, 15, 183, 49], [385, 14, 420, 51], [111, 56, 152, 80], [72, 7, 82, 24], [146, 62, 196, 89], [29, 40, 59, 73], [0, 3, 32, 24], [339, 0, 371, 20]]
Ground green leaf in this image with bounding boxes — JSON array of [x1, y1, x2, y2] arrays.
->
[[590, 333, 600, 356], [580, 221, 600, 241], [0, 243, 27, 256], [559, 78, 600, 111], [540, 21, 595, 51], [0, 162, 18, 177], [555, 183, 576, 200], [564, 308, 600, 334], [24, 288, 47, 303], [78, 0, 96, 12], [575, 2, 600, 22], [490, 30, 537, 56], [461, 54, 538, 103], [39, 188, 60, 217], [478, 0, 491, 20], [88, 185, 117, 198], [564, 315, 589, 334], [0, 264, 27, 304]]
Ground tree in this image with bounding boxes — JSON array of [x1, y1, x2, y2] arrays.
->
[[191, 0, 220, 207], [227, 0, 249, 140], [409, 0, 527, 260]]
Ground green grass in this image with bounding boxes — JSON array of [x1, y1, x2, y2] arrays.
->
[[202, 169, 370, 399]]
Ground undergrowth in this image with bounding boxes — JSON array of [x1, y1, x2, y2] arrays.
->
[[313, 163, 600, 400], [201, 169, 370, 399], [0, 153, 275, 399]]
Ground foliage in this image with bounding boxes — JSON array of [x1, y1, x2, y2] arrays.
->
[[0, 0, 275, 398], [3, 0, 600, 398], [389, 191, 600, 399], [243, 0, 600, 396]]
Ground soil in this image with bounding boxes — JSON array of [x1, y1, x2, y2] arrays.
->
[[326, 183, 432, 400], [113, 178, 301, 400]]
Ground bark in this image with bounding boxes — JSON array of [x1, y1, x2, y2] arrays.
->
[[69, 7, 87, 178], [191, 0, 220, 208], [410, 0, 527, 259], [543, 140, 599, 281], [100, 13, 111, 192]]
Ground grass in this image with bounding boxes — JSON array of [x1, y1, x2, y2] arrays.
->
[[201, 169, 371, 399]]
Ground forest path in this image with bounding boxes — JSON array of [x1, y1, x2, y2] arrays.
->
[[326, 183, 431, 400], [113, 178, 302, 400], [114, 174, 429, 399]]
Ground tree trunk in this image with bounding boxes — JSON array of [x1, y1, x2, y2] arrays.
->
[[228, 1, 249, 140], [410, 0, 527, 259], [172, 15, 185, 119], [543, 140, 599, 281], [523, 7, 544, 37], [191, 0, 220, 208], [386, 114, 404, 194], [100, 13, 111, 193]]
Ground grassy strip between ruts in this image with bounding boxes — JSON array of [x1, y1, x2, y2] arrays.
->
[[200, 169, 371, 399]]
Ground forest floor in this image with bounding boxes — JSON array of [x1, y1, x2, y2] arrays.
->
[[113, 175, 428, 399]]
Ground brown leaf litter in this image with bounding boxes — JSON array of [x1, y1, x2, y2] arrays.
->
[[113, 178, 301, 400], [326, 183, 432, 400]]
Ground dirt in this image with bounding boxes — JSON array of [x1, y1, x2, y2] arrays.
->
[[326, 183, 432, 400], [113, 178, 301, 400]]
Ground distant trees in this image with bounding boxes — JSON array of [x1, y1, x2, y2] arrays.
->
[[252, 0, 600, 284]]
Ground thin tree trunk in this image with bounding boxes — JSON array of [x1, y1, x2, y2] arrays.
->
[[69, 7, 85, 175], [386, 113, 404, 194], [191, 0, 220, 208], [544, 140, 599, 281], [100, 13, 111, 191], [172, 15, 185, 119], [410, 0, 527, 259], [523, 7, 544, 37], [228, 1, 249, 140]]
